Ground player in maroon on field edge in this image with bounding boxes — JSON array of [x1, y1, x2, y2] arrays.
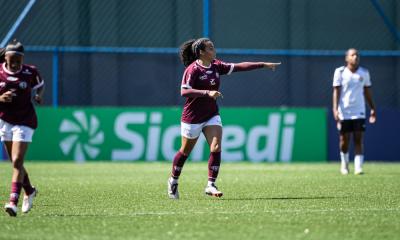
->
[[167, 37, 281, 199], [1, 40, 44, 217]]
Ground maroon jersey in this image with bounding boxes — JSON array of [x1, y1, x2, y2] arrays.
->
[[0, 63, 44, 129], [181, 59, 234, 124]]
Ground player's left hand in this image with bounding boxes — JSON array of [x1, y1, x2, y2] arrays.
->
[[33, 94, 43, 104], [264, 62, 281, 71], [369, 109, 376, 123]]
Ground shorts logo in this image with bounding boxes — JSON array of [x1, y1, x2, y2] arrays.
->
[[186, 133, 193, 138], [210, 166, 220, 171], [337, 122, 342, 131], [18, 133, 25, 140], [174, 166, 183, 171], [199, 75, 207, 80], [19, 81, 27, 89], [210, 79, 215, 85], [206, 71, 213, 74], [22, 69, 32, 74]]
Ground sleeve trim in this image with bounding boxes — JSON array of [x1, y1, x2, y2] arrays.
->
[[227, 64, 234, 75], [181, 84, 192, 89], [32, 80, 44, 89]]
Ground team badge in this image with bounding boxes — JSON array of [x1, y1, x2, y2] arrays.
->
[[19, 81, 27, 89], [359, 76, 363, 81]]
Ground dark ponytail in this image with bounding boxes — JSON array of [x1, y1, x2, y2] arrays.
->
[[0, 39, 24, 63], [179, 38, 210, 68]]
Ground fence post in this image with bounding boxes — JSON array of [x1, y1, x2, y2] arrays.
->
[[52, 51, 58, 108], [203, 0, 210, 38]]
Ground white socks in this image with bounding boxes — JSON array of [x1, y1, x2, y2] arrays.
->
[[208, 181, 215, 186], [171, 178, 178, 184], [340, 152, 349, 164], [354, 155, 364, 169]]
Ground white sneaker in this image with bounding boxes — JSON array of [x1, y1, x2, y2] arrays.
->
[[354, 168, 364, 175], [341, 162, 349, 175], [205, 184, 223, 197], [167, 178, 179, 199], [4, 203, 17, 217], [22, 187, 38, 213]]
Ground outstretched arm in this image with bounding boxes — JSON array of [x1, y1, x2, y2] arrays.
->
[[232, 62, 281, 73]]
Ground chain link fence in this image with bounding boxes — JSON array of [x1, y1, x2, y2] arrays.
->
[[1, 0, 400, 109]]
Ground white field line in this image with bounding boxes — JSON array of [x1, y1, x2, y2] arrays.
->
[[0, 208, 398, 219]]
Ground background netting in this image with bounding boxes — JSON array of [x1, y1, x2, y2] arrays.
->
[[0, 0, 399, 109]]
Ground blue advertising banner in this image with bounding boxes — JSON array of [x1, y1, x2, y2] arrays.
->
[[328, 110, 400, 161]]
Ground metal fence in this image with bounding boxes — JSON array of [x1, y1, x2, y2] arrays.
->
[[1, 0, 400, 109]]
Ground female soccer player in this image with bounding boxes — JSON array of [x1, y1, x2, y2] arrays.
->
[[167, 38, 281, 199], [1, 40, 45, 216], [333, 48, 375, 175]]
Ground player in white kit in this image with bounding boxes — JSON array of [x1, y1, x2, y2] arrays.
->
[[332, 49, 376, 175]]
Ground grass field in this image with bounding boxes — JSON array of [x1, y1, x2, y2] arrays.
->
[[0, 162, 399, 240]]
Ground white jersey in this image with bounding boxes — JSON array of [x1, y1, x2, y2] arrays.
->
[[333, 66, 371, 120]]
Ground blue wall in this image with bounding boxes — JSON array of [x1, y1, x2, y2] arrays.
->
[[328, 110, 400, 161]]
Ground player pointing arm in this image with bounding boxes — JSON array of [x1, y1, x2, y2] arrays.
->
[[167, 37, 281, 199]]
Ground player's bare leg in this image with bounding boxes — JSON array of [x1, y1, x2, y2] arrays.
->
[[168, 136, 199, 199], [353, 131, 364, 175], [203, 125, 223, 197], [5, 142, 29, 217], [339, 133, 351, 175]]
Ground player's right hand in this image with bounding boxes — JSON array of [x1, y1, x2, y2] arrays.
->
[[333, 110, 340, 122], [208, 91, 223, 100], [0, 91, 12, 103]]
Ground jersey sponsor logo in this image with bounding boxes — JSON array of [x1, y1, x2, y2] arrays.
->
[[199, 75, 207, 80], [210, 79, 216, 85], [6, 77, 18, 81], [210, 166, 220, 171], [22, 69, 32, 74], [216, 72, 219, 78], [19, 81, 27, 89], [174, 166, 183, 171], [206, 71, 213, 74], [0, 82, 5, 87]]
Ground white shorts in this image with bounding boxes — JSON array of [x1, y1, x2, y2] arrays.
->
[[0, 119, 34, 142], [181, 115, 222, 139]]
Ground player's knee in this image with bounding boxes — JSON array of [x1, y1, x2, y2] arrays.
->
[[211, 143, 221, 152], [11, 159, 23, 170]]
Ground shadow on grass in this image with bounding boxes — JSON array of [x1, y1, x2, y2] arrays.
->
[[219, 196, 339, 201]]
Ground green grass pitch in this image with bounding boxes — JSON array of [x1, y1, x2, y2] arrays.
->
[[0, 162, 399, 240]]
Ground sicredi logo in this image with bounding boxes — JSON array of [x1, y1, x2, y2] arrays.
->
[[59, 111, 104, 162]]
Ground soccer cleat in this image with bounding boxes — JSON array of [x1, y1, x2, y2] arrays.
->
[[354, 168, 364, 175], [22, 186, 38, 213], [4, 203, 17, 217], [341, 162, 349, 175], [167, 178, 179, 200], [205, 184, 223, 197]]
